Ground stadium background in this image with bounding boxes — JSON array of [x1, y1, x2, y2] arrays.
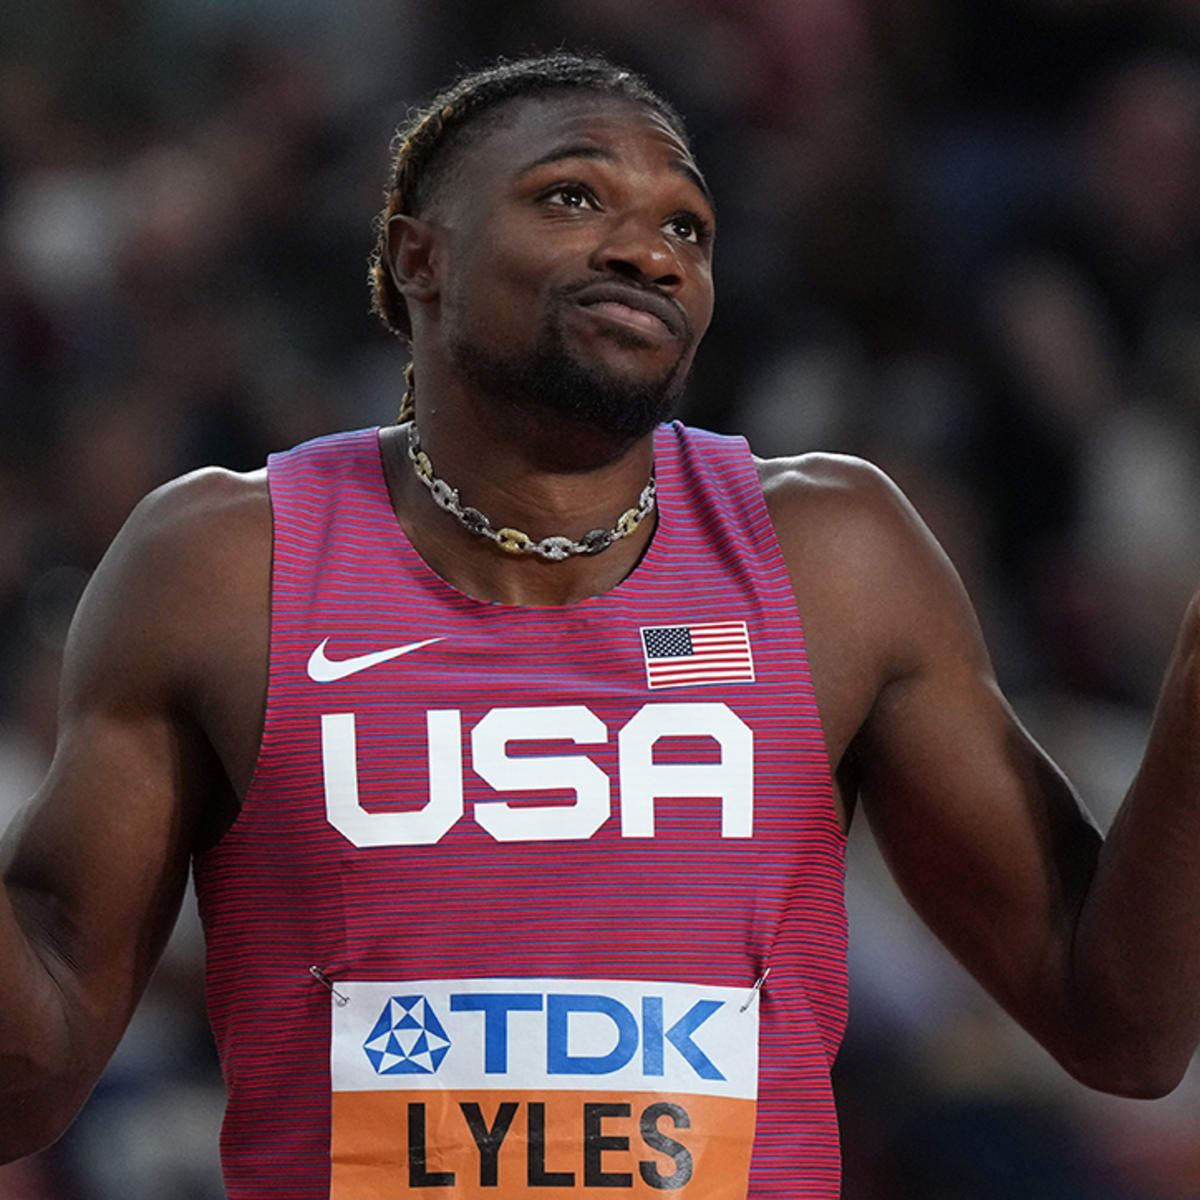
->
[[1, 0, 1199, 1195]]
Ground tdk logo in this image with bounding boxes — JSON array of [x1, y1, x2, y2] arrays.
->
[[364, 995, 452, 1075], [450, 991, 725, 1081], [338, 978, 756, 1102], [362, 990, 727, 1081]]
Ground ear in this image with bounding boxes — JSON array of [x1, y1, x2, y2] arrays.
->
[[386, 214, 442, 306]]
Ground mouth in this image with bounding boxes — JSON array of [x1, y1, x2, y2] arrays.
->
[[569, 281, 687, 341]]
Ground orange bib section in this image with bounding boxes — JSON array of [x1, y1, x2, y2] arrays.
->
[[331, 1089, 756, 1198]]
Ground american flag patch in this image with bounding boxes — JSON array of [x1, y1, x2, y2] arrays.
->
[[641, 621, 755, 689]]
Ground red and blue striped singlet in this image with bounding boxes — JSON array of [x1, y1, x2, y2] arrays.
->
[[193, 421, 849, 1198]]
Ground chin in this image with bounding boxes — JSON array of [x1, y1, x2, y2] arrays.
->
[[451, 328, 690, 442], [543, 359, 684, 440]]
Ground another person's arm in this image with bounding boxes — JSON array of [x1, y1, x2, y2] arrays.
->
[[766, 453, 1200, 1097], [0, 470, 268, 1159]]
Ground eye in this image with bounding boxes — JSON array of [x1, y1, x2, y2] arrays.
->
[[665, 211, 712, 246], [544, 182, 598, 210]]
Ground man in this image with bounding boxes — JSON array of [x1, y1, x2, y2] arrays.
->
[[2, 51, 1199, 1198]]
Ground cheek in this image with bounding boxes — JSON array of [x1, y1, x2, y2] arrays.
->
[[441, 264, 513, 344], [442, 238, 552, 343], [689, 275, 715, 340]]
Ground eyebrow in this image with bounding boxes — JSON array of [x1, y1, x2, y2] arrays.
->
[[515, 143, 715, 210]]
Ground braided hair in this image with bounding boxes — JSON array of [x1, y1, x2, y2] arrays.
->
[[366, 52, 689, 419]]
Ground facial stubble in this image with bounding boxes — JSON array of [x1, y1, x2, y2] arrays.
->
[[448, 294, 694, 444]]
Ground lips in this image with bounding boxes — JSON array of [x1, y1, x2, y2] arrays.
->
[[570, 281, 686, 340]]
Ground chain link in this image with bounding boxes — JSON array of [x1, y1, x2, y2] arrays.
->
[[404, 421, 656, 561]]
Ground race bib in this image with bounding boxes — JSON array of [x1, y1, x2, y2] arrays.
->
[[330, 976, 759, 1198]]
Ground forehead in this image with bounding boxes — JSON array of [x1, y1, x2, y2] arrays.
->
[[459, 93, 708, 201]]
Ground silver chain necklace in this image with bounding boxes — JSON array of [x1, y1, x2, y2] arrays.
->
[[403, 421, 657, 561]]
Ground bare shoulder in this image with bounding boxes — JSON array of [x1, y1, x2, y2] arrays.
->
[[117, 465, 270, 563], [753, 452, 985, 768], [756, 449, 880, 493], [756, 451, 926, 548], [54, 464, 273, 805], [64, 466, 271, 706], [81, 465, 270, 621], [755, 452, 953, 614]]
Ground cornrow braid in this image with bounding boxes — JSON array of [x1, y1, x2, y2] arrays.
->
[[367, 51, 689, 364], [398, 360, 415, 422]]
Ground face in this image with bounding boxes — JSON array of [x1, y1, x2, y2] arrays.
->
[[415, 94, 716, 440]]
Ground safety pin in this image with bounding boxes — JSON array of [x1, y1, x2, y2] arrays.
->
[[309, 966, 349, 1006], [739, 967, 770, 1012]]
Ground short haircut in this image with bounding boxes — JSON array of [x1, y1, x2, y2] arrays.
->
[[368, 52, 690, 341]]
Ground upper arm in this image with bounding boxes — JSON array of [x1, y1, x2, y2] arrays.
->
[[763, 453, 1103, 1039], [852, 571, 1102, 1035], [0, 467, 268, 1128]]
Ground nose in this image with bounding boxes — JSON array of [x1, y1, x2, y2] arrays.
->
[[590, 216, 682, 289]]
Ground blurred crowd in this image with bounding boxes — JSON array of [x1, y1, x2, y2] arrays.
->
[[2, 1, 1200, 1196]]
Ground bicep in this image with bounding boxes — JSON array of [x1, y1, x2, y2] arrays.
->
[[768, 453, 1116, 1052], [851, 532, 1102, 1032], [5, 705, 203, 1003], [1, 493, 217, 1083]]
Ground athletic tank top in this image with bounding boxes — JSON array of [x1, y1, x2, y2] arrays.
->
[[193, 421, 848, 1199]]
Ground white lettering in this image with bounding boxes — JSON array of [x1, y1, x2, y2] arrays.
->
[[322, 710, 463, 846], [618, 704, 754, 838], [320, 703, 755, 847], [470, 706, 610, 841]]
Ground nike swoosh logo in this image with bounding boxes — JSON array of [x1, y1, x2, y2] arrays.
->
[[306, 636, 443, 682]]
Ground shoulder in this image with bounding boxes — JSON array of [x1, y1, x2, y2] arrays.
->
[[125, 465, 270, 546], [100, 466, 271, 593], [756, 450, 890, 508], [755, 451, 940, 570], [755, 451, 975, 691], [63, 468, 271, 704]]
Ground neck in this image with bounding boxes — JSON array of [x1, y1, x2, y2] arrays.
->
[[406, 421, 655, 561], [379, 413, 660, 607]]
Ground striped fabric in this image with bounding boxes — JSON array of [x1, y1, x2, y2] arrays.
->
[[193, 421, 849, 1198]]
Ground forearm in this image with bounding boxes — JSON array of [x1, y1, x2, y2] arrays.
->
[[0, 879, 83, 1160], [1067, 596, 1200, 1095]]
